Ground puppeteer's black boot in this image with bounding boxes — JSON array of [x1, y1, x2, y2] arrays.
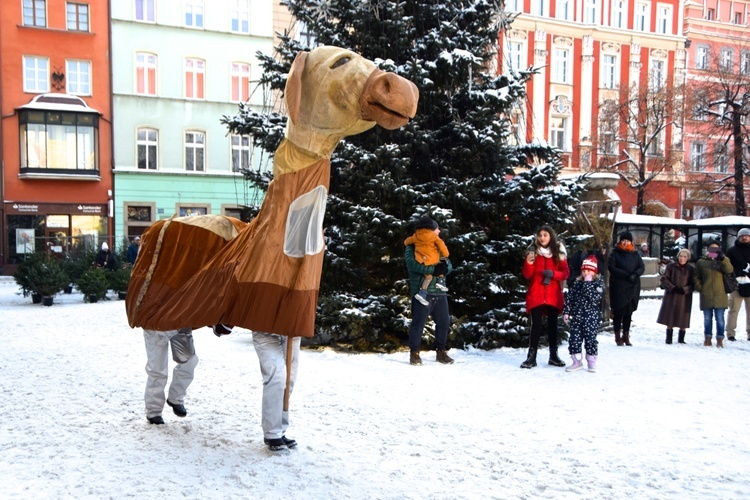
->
[[678, 330, 686, 344], [666, 329, 673, 345], [520, 348, 537, 369]]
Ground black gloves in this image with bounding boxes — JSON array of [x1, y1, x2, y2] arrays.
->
[[673, 287, 684, 294], [716, 250, 725, 260], [542, 269, 553, 285], [433, 262, 448, 276], [628, 273, 637, 283]]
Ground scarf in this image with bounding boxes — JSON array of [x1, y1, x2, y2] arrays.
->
[[618, 240, 634, 252], [537, 246, 553, 259]]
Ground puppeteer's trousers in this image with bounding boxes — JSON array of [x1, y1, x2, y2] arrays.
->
[[143, 328, 198, 419], [253, 332, 301, 440]]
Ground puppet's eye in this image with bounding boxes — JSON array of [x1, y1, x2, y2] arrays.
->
[[331, 56, 351, 69]]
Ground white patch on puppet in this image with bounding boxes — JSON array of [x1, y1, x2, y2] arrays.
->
[[284, 185, 328, 258]]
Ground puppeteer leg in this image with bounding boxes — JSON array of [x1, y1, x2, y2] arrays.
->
[[253, 332, 300, 441]]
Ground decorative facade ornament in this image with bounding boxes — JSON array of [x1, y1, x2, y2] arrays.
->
[[651, 48, 668, 59], [554, 36, 574, 47], [601, 42, 620, 54], [535, 28, 546, 41], [508, 30, 527, 40], [550, 95, 572, 114]]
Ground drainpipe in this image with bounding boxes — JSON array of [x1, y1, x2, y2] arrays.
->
[[107, 0, 115, 243]]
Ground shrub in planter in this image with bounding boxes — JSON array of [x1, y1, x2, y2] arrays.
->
[[25, 257, 68, 301], [76, 268, 109, 303], [107, 266, 131, 299]]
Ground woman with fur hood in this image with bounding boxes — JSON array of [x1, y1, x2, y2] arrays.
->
[[520, 225, 569, 369]]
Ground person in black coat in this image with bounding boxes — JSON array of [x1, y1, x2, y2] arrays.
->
[[608, 231, 645, 346], [95, 242, 117, 271], [726, 228, 750, 341]]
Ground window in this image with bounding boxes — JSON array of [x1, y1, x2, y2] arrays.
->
[[295, 21, 317, 47], [507, 41, 524, 72], [656, 5, 671, 34], [650, 59, 665, 91], [504, 0, 522, 11], [135, 53, 157, 96], [611, 0, 626, 28], [556, 0, 572, 21], [23, 56, 49, 93], [741, 52, 750, 75], [185, 58, 205, 99], [721, 48, 734, 70], [178, 205, 209, 217], [230, 63, 250, 102], [231, 135, 251, 172], [66, 60, 91, 95], [552, 48, 570, 84], [691, 142, 706, 171], [184, 0, 204, 28], [735, 12, 744, 24], [23, 0, 46, 27], [231, 0, 250, 33], [601, 54, 618, 89], [647, 128, 664, 156], [707, 8, 715, 21], [185, 131, 205, 171], [66, 3, 89, 31], [715, 143, 729, 173], [19, 110, 98, 172], [136, 0, 155, 22], [137, 128, 158, 170], [696, 46, 709, 70], [550, 117, 567, 151], [584, 0, 598, 24], [531, 0, 548, 16], [635, 2, 649, 31]]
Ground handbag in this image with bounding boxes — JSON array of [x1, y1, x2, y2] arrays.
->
[[723, 272, 738, 294]]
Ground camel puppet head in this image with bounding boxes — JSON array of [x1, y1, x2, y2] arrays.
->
[[284, 46, 419, 157]]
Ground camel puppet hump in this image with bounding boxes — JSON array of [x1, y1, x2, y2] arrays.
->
[[126, 46, 419, 337]]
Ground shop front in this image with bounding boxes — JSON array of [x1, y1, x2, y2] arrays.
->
[[4, 202, 108, 269]]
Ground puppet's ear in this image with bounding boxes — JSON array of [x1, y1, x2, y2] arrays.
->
[[285, 51, 308, 126]]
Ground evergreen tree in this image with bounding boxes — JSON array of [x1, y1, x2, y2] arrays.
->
[[222, 0, 583, 351]]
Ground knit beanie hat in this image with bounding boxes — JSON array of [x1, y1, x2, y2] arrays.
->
[[101, 242, 109, 251], [581, 256, 598, 273], [739, 228, 750, 238], [619, 231, 633, 242], [415, 216, 438, 230]]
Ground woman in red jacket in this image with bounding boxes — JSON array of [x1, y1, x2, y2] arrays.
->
[[521, 225, 570, 369]]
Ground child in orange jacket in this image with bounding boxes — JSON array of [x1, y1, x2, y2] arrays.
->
[[404, 216, 450, 306]]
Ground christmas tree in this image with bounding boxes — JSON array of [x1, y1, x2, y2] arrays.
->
[[222, 0, 582, 350]]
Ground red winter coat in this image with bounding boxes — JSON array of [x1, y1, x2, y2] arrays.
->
[[522, 254, 569, 313]]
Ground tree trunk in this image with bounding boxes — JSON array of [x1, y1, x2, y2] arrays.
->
[[733, 110, 746, 215]]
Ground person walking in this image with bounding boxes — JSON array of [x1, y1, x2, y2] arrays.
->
[[405, 229, 454, 366], [608, 231, 645, 346], [656, 249, 695, 344], [520, 225, 569, 369], [127, 236, 141, 265], [563, 255, 604, 373], [725, 228, 750, 341], [143, 328, 198, 425], [694, 241, 733, 348]]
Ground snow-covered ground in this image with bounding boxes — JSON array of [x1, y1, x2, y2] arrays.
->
[[2, 281, 749, 499]]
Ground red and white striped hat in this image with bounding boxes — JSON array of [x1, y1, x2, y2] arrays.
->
[[581, 256, 598, 273]]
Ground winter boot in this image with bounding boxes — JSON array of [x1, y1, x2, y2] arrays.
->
[[565, 353, 583, 372], [614, 330, 624, 346], [717, 337, 725, 348], [678, 330, 686, 344], [436, 349, 454, 364], [586, 354, 598, 373], [409, 351, 422, 365], [623, 331, 632, 346], [548, 347, 566, 367], [666, 329, 673, 344], [520, 348, 537, 369], [703, 337, 712, 347]]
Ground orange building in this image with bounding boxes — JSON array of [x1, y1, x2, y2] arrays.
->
[[0, 0, 112, 269]]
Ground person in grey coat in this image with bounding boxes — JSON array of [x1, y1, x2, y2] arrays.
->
[[693, 241, 734, 348], [657, 249, 694, 344], [608, 231, 645, 346]]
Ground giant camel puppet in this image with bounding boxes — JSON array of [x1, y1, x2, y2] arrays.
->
[[126, 46, 419, 340]]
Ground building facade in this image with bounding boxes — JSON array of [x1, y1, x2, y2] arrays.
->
[[681, 0, 750, 219], [111, 0, 276, 244], [0, 0, 113, 268]]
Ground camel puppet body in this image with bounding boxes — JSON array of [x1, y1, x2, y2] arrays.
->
[[126, 46, 419, 337]]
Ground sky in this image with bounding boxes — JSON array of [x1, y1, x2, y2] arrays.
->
[[1, 280, 749, 500]]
